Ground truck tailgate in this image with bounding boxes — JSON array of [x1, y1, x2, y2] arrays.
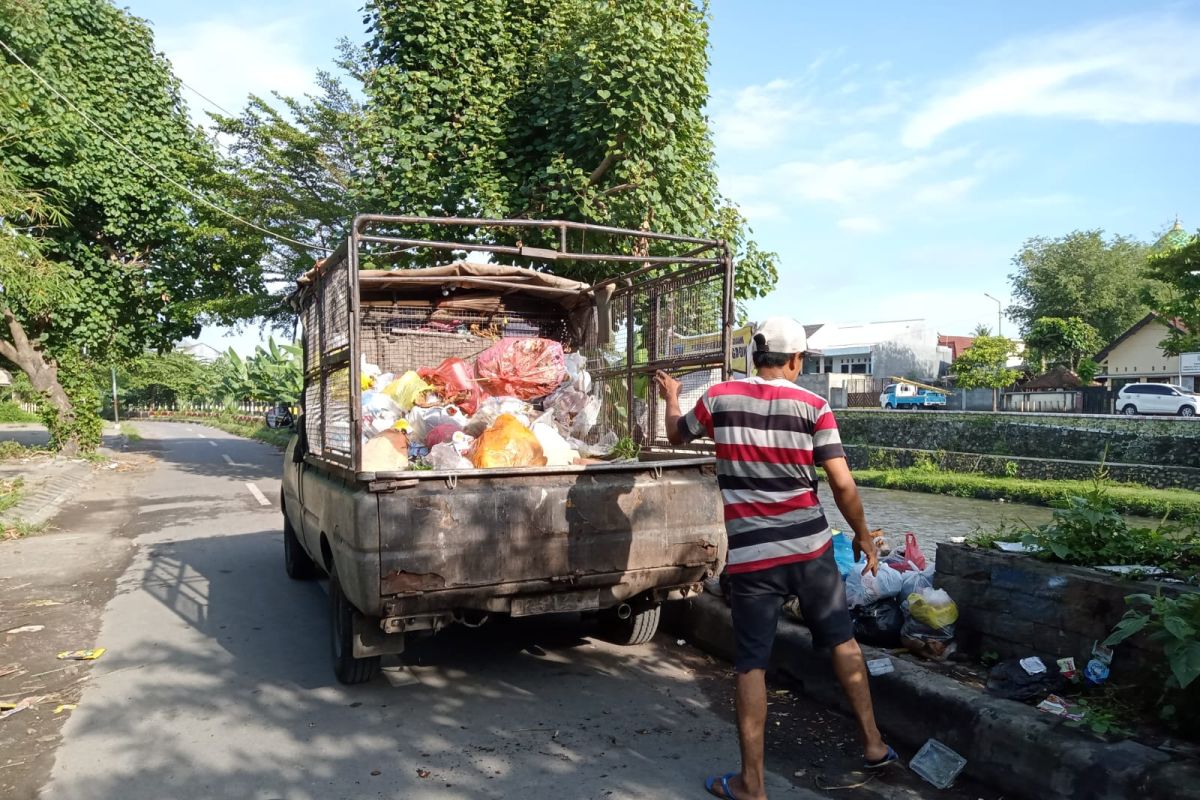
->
[[376, 460, 724, 606]]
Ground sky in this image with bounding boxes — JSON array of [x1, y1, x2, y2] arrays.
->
[[121, 0, 1200, 353]]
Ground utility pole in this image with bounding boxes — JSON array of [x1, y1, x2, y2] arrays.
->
[[984, 293, 1002, 336], [111, 365, 119, 424]]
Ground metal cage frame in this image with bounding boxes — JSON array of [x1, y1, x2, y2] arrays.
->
[[297, 215, 734, 477]]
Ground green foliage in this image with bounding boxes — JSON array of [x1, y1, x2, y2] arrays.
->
[[1106, 592, 1200, 692], [1142, 233, 1200, 356], [1008, 230, 1157, 342], [120, 351, 213, 408], [1004, 460, 1020, 478], [910, 450, 942, 474], [1018, 478, 1200, 575], [965, 522, 1024, 549], [866, 448, 898, 471], [1066, 696, 1134, 739], [951, 331, 1021, 391], [610, 436, 641, 460], [216, 338, 303, 405], [0, 476, 22, 515], [0, 400, 37, 423], [1025, 316, 1103, 372], [1076, 358, 1100, 385], [40, 354, 102, 452]]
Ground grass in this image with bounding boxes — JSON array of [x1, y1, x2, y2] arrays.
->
[[2, 519, 48, 540], [0, 477, 24, 515], [0, 440, 45, 461], [850, 467, 1200, 520], [119, 422, 143, 442], [0, 400, 38, 423]]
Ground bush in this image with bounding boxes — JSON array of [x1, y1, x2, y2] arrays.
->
[[0, 401, 37, 423]]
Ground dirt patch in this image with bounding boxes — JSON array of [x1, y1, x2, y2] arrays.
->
[[0, 460, 148, 799]]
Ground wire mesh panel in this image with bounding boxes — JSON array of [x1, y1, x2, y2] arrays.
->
[[650, 266, 726, 364], [359, 304, 572, 377], [303, 300, 321, 375], [324, 366, 351, 458], [322, 260, 350, 356], [305, 381, 323, 456]]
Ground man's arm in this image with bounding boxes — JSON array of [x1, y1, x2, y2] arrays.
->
[[655, 370, 686, 446], [823, 456, 879, 576]]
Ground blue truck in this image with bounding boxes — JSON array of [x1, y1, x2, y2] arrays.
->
[[879, 380, 948, 409]]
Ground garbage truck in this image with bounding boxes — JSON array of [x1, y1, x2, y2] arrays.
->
[[281, 215, 732, 683]]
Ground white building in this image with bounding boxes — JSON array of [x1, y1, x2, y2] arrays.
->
[[802, 319, 951, 380], [176, 341, 223, 364]]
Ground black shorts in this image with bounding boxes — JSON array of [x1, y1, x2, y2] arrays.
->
[[727, 545, 854, 672]]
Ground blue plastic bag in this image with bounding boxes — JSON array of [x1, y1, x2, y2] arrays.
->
[[832, 529, 856, 578]]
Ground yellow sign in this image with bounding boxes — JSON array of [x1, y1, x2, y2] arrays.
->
[[731, 325, 753, 376]]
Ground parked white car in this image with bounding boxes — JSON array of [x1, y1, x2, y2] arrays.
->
[[1117, 383, 1199, 417]]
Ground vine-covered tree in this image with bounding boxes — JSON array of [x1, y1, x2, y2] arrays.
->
[[951, 327, 1021, 411], [1024, 316, 1103, 372], [0, 0, 267, 451], [1143, 231, 1200, 355]]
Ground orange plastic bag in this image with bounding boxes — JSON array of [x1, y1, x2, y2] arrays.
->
[[470, 414, 547, 468]]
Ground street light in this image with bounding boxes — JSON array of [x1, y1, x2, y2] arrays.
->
[[983, 293, 1002, 336]]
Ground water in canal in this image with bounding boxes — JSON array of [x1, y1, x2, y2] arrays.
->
[[818, 485, 1062, 566]]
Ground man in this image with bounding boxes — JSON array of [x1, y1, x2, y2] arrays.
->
[[655, 317, 895, 800]]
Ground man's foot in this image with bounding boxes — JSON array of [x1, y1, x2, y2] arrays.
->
[[863, 744, 899, 769], [704, 772, 768, 800]]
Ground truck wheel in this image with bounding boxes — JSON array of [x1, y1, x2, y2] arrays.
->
[[601, 604, 661, 646], [885, 403, 895, 410], [283, 512, 319, 580], [330, 570, 381, 685]]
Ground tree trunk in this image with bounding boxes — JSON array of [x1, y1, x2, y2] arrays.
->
[[0, 307, 80, 456]]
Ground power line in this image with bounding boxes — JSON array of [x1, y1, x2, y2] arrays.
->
[[177, 77, 236, 117], [0, 37, 331, 254]]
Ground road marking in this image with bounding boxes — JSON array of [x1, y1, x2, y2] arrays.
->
[[245, 483, 271, 507], [197, 433, 206, 438], [222, 454, 235, 465], [209, 441, 218, 447]]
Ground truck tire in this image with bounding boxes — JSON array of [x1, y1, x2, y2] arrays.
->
[[283, 512, 319, 580], [601, 604, 661, 646], [330, 570, 381, 685], [885, 403, 895, 410]]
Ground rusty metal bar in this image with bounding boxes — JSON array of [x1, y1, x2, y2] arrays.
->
[[356, 234, 722, 266], [722, 245, 734, 381], [353, 214, 720, 247], [356, 275, 585, 296], [348, 227, 363, 475]]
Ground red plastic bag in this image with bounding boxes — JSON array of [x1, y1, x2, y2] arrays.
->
[[474, 338, 567, 401], [886, 532, 928, 572], [419, 357, 483, 415]]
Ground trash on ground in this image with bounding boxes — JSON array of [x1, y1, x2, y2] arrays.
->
[[909, 738, 968, 789], [1095, 565, 1167, 576], [986, 658, 1065, 700], [882, 532, 927, 572], [1056, 657, 1077, 679], [1020, 656, 1047, 675], [4, 625, 45, 634], [852, 598, 904, 647], [416, 768, 431, 779], [22, 599, 63, 608], [949, 536, 966, 544], [0, 695, 48, 721], [1036, 695, 1083, 721], [53, 704, 77, 714], [994, 541, 1040, 553], [866, 657, 894, 676], [1085, 641, 1113, 685], [0, 664, 21, 678], [57, 648, 106, 661]]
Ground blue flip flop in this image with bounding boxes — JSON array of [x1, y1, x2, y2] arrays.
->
[[704, 772, 743, 799], [864, 745, 900, 769]]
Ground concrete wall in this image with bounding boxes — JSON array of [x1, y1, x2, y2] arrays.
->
[[835, 410, 1200, 468], [936, 544, 1198, 680], [1001, 391, 1082, 413]]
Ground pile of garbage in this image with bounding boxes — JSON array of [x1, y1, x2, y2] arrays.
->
[[358, 337, 618, 473], [837, 532, 959, 660]]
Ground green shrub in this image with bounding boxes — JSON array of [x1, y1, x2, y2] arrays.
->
[[867, 448, 898, 471], [0, 401, 38, 423], [1004, 460, 1020, 478]]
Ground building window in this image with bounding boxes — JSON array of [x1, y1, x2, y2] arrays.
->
[[840, 364, 850, 374], [851, 363, 867, 374]]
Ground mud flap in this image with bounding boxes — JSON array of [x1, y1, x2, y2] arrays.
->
[[352, 612, 406, 657]]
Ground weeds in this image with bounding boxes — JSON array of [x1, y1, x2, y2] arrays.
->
[[0, 477, 24, 515]]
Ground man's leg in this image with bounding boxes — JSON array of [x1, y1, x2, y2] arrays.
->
[[831, 638, 888, 762], [731, 669, 769, 799]]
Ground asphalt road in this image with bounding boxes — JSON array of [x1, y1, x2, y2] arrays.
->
[[36, 422, 809, 800]]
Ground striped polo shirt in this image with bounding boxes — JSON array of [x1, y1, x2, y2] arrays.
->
[[678, 377, 846, 574]]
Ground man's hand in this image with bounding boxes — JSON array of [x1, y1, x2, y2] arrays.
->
[[655, 370, 681, 401], [853, 528, 881, 577]]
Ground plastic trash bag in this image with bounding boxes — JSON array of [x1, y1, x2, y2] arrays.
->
[[564, 352, 593, 393], [884, 532, 928, 572], [898, 567, 934, 603], [428, 441, 473, 471], [464, 396, 532, 437], [419, 357, 483, 415], [907, 588, 959, 629], [382, 371, 435, 411], [532, 422, 579, 467], [360, 356, 382, 390], [407, 405, 467, 444], [475, 338, 567, 400], [470, 414, 547, 468], [853, 598, 904, 647], [832, 530, 856, 578], [859, 563, 905, 603], [986, 659, 1065, 700], [362, 391, 402, 435], [425, 423, 462, 448], [361, 429, 409, 473], [900, 619, 957, 660], [844, 566, 868, 608]]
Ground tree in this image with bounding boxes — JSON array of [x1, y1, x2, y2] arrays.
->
[[951, 327, 1021, 411], [119, 351, 213, 408], [0, 0, 267, 452], [1143, 232, 1200, 355], [1008, 231, 1154, 342], [1024, 316, 1104, 372]]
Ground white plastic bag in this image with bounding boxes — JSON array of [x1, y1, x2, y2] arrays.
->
[[859, 563, 905, 603], [407, 405, 467, 444], [532, 422, 580, 467], [428, 442, 473, 470], [844, 567, 868, 609], [464, 396, 532, 437], [362, 391, 401, 435], [564, 352, 593, 393], [899, 567, 935, 604]]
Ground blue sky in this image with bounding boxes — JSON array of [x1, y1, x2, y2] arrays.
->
[[122, 0, 1200, 352]]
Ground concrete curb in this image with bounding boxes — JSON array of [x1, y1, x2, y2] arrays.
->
[[1, 458, 96, 527], [664, 593, 1200, 800]]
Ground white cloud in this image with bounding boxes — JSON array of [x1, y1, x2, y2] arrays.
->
[[775, 148, 969, 205], [837, 216, 885, 234], [912, 177, 977, 205], [904, 14, 1200, 148], [158, 17, 317, 124], [713, 79, 802, 151]]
